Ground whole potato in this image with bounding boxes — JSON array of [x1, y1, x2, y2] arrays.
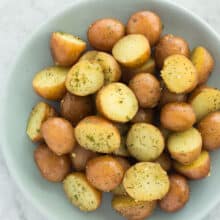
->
[[129, 73, 161, 108], [159, 174, 190, 212], [60, 92, 93, 126], [155, 34, 190, 69], [34, 144, 71, 182], [127, 10, 162, 46], [87, 18, 125, 51], [131, 108, 154, 124]]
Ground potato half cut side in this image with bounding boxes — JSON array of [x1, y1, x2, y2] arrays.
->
[[96, 82, 138, 122], [63, 172, 102, 211], [123, 162, 170, 201]]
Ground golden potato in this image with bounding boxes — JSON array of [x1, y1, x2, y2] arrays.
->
[[131, 108, 154, 124], [50, 32, 86, 67], [155, 153, 172, 172], [87, 18, 125, 51]]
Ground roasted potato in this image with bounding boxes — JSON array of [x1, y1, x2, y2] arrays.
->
[[113, 136, 130, 157], [155, 34, 190, 69], [26, 102, 56, 142], [159, 174, 190, 212], [80, 50, 121, 84], [60, 92, 93, 125], [112, 34, 151, 68], [41, 117, 76, 155], [161, 54, 198, 94], [167, 127, 202, 164], [112, 195, 156, 220], [155, 153, 172, 172], [131, 108, 154, 124], [188, 86, 220, 121], [50, 32, 86, 67], [198, 111, 220, 150], [123, 162, 170, 201], [63, 172, 102, 211], [96, 82, 138, 122], [86, 155, 124, 192], [75, 116, 121, 153], [160, 102, 196, 131], [129, 73, 161, 108], [32, 66, 69, 100], [127, 123, 164, 161], [87, 18, 125, 51], [173, 150, 211, 179], [191, 46, 214, 84], [34, 144, 71, 182]]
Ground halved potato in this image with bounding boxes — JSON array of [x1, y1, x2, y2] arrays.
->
[[96, 82, 138, 122], [188, 86, 220, 121], [26, 102, 56, 142], [154, 153, 172, 172], [167, 127, 202, 164], [65, 60, 104, 96], [173, 151, 210, 179], [32, 66, 69, 100], [50, 32, 86, 67], [112, 34, 151, 68], [63, 172, 102, 211], [191, 46, 214, 84], [126, 123, 164, 161], [113, 136, 130, 157], [123, 162, 170, 201], [75, 116, 121, 153], [161, 54, 198, 94], [80, 51, 121, 84], [112, 195, 156, 220]]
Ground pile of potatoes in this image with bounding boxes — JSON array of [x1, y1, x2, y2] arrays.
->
[[26, 8, 220, 220]]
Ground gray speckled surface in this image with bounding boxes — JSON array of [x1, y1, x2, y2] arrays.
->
[[0, 0, 219, 219]]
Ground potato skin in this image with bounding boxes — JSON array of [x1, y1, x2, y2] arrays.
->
[[155, 153, 172, 172], [86, 155, 124, 192], [160, 102, 196, 131], [41, 117, 76, 155], [34, 144, 71, 182], [131, 108, 154, 124], [159, 174, 190, 212], [60, 92, 93, 126], [127, 10, 162, 46], [198, 111, 220, 150], [155, 34, 190, 69], [129, 73, 161, 108], [88, 18, 125, 51]]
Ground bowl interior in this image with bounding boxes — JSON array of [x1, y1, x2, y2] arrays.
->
[[1, 0, 220, 219]]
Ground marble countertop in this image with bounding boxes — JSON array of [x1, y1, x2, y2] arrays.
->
[[0, 0, 219, 219]]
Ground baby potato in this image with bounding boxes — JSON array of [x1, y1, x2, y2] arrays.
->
[[32, 66, 69, 100], [123, 162, 170, 201], [173, 150, 211, 179], [161, 54, 198, 94], [63, 172, 102, 211], [50, 32, 86, 67], [159, 174, 190, 212], [71, 144, 98, 171], [87, 18, 125, 51], [41, 117, 76, 155], [167, 127, 202, 164], [65, 60, 104, 96], [26, 102, 56, 142], [160, 102, 196, 131], [60, 92, 93, 126], [113, 136, 130, 157], [155, 34, 190, 69], [127, 123, 164, 161], [34, 144, 71, 182], [80, 51, 121, 84], [112, 34, 151, 68], [96, 82, 138, 122], [191, 46, 214, 84], [129, 73, 161, 108], [75, 116, 121, 153], [198, 111, 220, 150], [155, 153, 172, 172], [131, 108, 154, 124], [127, 10, 162, 46], [189, 86, 220, 121], [112, 195, 156, 220], [86, 155, 124, 192]]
